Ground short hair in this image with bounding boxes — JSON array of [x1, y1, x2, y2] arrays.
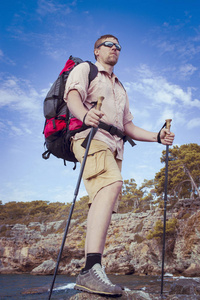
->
[[94, 34, 119, 60]]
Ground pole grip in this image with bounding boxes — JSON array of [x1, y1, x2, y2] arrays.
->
[[96, 96, 104, 111], [165, 119, 172, 131]]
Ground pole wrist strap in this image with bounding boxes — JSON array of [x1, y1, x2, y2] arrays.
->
[[157, 122, 166, 144]]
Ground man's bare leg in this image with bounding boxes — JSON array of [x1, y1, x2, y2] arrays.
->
[[85, 180, 122, 255], [74, 182, 123, 295]]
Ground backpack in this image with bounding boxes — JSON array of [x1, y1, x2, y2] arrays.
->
[[42, 56, 98, 167], [42, 55, 136, 168]]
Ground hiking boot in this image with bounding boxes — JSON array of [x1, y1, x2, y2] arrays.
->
[[74, 263, 122, 296]]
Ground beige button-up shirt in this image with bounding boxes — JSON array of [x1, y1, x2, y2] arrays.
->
[[64, 61, 133, 160]]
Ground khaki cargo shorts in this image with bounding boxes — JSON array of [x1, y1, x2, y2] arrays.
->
[[72, 139, 122, 212]]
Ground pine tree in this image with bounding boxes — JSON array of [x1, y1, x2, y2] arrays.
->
[[155, 143, 200, 200]]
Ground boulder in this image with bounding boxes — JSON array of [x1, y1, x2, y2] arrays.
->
[[169, 278, 200, 296], [69, 290, 160, 300], [31, 259, 56, 275]]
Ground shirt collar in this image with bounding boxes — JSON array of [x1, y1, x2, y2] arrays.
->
[[95, 61, 119, 81]]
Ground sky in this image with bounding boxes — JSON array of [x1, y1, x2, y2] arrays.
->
[[0, 0, 200, 204]]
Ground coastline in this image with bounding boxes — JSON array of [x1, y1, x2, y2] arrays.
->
[[1, 273, 200, 299]]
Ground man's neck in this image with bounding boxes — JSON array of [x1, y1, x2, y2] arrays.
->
[[97, 59, 114, 75]]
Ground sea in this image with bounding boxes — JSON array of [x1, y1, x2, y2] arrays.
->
[[0, 273, 199, 299]]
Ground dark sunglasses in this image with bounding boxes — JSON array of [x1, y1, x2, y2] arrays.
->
[[96, 41, 122, 51]]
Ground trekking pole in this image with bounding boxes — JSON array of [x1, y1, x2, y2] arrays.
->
[[160, 119, 172, 297], [48, 96, 104, 300]]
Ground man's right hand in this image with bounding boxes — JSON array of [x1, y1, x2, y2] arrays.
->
[[83, 108, 104, 128]]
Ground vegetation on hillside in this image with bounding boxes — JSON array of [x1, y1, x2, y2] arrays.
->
[[0, 143, 199, 228], [155, 143, 200, 200]]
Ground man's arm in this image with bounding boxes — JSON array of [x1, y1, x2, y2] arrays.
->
[[124, 121, 175, 145], [67, 90, 103, 127]]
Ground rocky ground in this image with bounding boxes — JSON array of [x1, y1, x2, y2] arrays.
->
[[22, 277, 200, 299], [1, 199, 200, 298], [1, 199, 200, 278]]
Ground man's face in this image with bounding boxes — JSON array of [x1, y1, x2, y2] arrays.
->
[[94, 37, 121, 66]]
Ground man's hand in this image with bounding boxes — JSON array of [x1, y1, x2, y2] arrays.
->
[[84, 108, 104, 127], [160, 129, 175, 145]]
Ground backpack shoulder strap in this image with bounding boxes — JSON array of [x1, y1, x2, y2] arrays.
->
[[86, 61, 98, 86]]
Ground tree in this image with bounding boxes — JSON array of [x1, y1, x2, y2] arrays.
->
[[139, 179, 157, 210], [155, 143, 200, 201], [119, 179, 143, 213]]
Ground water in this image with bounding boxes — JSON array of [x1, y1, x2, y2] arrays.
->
[[0, 273, 199, 299], [0, 274, 77, 299]]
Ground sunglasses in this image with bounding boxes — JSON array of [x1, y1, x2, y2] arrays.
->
[[96, 41, 122, 51]]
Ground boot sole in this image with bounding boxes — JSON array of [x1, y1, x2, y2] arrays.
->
[[74, 284, 122, 296]]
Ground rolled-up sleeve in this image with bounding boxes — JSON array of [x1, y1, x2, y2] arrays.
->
[[123, 93, 134, 126], [64, 62, 90, 103]]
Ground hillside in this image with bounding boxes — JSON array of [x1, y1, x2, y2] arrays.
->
[[0, 198, 200, 277]]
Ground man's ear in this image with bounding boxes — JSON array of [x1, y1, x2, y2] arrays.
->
[[94, 48, 99, 58]]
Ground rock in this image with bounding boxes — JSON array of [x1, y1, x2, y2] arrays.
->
[[169, 278, 200, 295], [183, 263, 200, 277], [22, 285, 50, 295], [69, 290, 160, 300], [0, 204, 200, 279], [31, 259, 56, 275]]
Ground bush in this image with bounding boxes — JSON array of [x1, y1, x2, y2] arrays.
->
[[147, 218, 178, 240]]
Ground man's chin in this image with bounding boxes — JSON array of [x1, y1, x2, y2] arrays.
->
[[107, 57, 118, 66]]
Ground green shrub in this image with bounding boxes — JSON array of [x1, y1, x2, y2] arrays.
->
[[147, 218, 178, 240]]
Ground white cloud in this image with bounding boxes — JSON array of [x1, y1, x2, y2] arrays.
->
[[0, 76, 43, 119], [0, 121, 6, 132], [36, 0, 75, 16], [10, 125, 23, 136], [5, 121, 33, 137], [157, 108, 186, 130], [179, 64, 197, 77], [0, 76, 45, 137], [0, 49, 16, 65], [187, 118, 200, 129], [126, 65, 200, 108], [146, 20, 200, 64]]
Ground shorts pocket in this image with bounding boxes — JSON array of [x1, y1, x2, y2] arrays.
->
[[83, 150, 106, 180]]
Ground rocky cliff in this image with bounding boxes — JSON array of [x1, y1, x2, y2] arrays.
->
[[0, 199, 200, 277]]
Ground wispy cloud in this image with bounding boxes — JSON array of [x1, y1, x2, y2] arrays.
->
[[126, 65, 200, 108], [0, 49, 16, 66], [187, 118, 200, 129], [146, 20, 200, 65], [157, 108, 186, 128], [5, 0, 78, 60], [36, 0, 76, 16], [0, 76, 45, 136], [179, 64, 198, 78], [0, 76, 44, 119]]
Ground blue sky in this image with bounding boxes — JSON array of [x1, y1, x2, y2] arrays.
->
[[0, 0, 200, 204]]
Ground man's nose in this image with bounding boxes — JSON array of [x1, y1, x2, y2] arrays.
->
[[111, 44, 117, 50]]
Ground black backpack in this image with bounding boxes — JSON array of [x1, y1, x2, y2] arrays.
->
[[42, 55, 136, 168], [42, 56, 98, 167]]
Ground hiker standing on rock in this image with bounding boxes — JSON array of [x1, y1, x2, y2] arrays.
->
[[64, 34, 175, 296]]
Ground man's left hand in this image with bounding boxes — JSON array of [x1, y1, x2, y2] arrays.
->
[[160, 129, 175, 145]]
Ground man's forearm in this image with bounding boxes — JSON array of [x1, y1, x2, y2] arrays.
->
[[124, 121, 157, 142], [67, 90, 87, 122], [124, 121, 175, 145], [66, 90, 104, 127]]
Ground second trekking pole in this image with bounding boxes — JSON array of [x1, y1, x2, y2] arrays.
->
[[48, 96, 104, 300], [160, 118, 172, 297]]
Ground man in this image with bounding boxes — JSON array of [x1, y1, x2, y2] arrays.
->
[[64, 34, 175, 296]]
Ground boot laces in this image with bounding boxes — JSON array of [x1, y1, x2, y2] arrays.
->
[[94, 265, 115, 287]]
